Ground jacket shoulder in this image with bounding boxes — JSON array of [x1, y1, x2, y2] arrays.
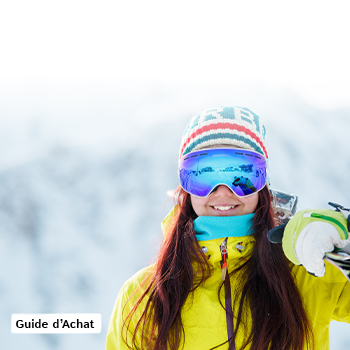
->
[[106, 264, 156, 350], [293, 262, 349, 320], [122, 264, 155, 292]]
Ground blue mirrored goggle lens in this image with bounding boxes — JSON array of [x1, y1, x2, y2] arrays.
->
[[179, 148, 267, 197]]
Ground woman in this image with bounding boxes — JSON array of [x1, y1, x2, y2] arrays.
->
[[106, 106, 350, 350]]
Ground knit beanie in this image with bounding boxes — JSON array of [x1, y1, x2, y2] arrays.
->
[[179, 106, 268, 160]]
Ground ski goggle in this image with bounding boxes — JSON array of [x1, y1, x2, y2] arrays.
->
[[179, 148, 267, 198]]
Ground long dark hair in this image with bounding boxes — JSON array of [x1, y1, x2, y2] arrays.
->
[[123, 185, 313, 350]]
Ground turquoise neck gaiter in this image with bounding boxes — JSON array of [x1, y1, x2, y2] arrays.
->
[[193, 213, 255, 241]]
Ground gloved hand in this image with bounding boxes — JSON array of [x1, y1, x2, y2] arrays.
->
[[282, 209, 350, 277]]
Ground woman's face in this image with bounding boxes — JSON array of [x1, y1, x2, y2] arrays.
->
[[189, 144, 260, 217], [190, 185, 259, 217]]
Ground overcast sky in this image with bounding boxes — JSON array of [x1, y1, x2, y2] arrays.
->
[[1, 0, 350, 110]]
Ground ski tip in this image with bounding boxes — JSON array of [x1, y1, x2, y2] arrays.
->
[[267, 224, 286, 244]]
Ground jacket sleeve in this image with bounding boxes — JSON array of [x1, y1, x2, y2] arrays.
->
[[332, 281, 350, 323]]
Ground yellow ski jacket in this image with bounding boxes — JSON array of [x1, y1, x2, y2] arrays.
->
[[106, 228, 350, 349]]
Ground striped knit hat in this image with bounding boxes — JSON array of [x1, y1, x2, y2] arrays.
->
[[179, 106, 268, 159]]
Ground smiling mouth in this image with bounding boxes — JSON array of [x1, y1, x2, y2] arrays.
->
[[212, 205, 238, 211]]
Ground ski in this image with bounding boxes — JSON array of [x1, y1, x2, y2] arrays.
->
[[324, 252, 350, 282]]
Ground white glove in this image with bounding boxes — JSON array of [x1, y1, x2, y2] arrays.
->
[[282, 209, 350, 277], [295, 221, 349, 276]]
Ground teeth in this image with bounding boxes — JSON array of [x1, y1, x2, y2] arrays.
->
[[213, 206, 235, 211]]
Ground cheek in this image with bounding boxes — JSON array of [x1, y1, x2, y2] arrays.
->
[[190, 195, 207, 216], [244, 193, 259, 213]]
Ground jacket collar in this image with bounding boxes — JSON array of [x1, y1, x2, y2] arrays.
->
[[197, 236, 255, 270], [161, 206, 255, 271]]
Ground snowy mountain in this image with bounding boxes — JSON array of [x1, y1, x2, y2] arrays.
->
[[1, 83, 349, 349]]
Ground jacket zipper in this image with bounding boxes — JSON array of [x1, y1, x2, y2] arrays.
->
[[220, 237, 236, 349], [220, 238, 228, 281], [310, 213, 348, 239]]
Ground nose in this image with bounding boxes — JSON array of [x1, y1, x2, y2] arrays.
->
[[212, 185, 236, 196]]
